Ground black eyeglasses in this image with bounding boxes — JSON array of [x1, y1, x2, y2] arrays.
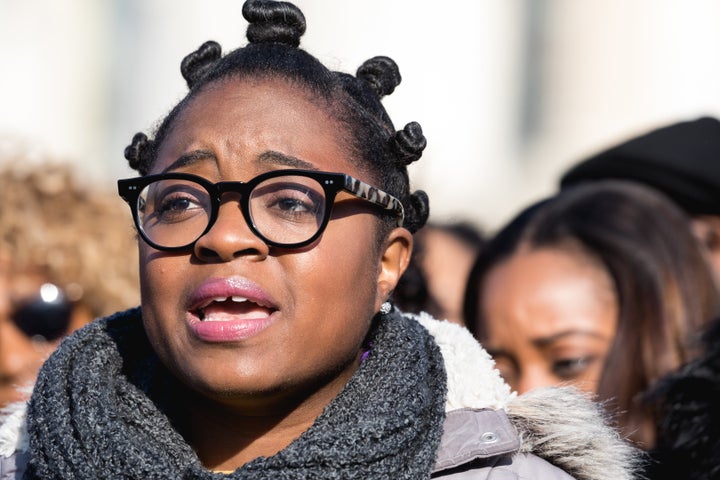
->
[[117, 169, 405, 251], [12, 283, 73, 341]]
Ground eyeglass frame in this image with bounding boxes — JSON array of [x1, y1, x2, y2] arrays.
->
[[117, 169, 405, 251]]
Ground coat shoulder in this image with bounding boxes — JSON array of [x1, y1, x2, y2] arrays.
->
[[432, 408, 575, 479]]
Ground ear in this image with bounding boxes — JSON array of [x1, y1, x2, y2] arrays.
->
[[375, 227, 413, 311]]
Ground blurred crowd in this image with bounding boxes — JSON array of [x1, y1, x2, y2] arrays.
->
[[0, 159, 139, 407], [398, 116, 720, 478]]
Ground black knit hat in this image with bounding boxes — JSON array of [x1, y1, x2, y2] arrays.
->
[[560, 116, 720, 215]]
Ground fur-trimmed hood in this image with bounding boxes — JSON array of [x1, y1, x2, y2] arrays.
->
[[413, 312, 641, 480]]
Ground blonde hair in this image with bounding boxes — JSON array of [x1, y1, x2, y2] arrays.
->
[[0, 160, 139, 318]]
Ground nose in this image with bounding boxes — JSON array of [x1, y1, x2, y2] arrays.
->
[[193, 200, 270, 262], [514, 367, 558, 395]]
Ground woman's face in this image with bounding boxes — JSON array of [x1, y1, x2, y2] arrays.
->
[[0, 256, 91, 406], [139, 77, 410, 412], [477, 246, 617, 395]]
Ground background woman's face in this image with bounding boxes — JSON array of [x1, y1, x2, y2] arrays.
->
[[0, 265, 50, 406], [0, 257, 91, 406], [139, 77, 406, 412], [478, 246, 617, 395]]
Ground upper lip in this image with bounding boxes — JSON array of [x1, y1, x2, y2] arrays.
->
[[187, 276, 278, 315]]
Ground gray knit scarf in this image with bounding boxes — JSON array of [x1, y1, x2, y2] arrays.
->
[[24, 307, 447, 479]]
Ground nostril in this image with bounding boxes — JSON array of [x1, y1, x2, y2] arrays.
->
[[193, 237, 268, 263], [195, 246, 222, 262]]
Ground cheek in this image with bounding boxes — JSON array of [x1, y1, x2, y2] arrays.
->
[[292, 221, 381, 344], [311, 218, 380, 297], [137, 248, 187, 339]]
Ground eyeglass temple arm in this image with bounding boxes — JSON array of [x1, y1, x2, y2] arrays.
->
[[342, 175, 405, 227]]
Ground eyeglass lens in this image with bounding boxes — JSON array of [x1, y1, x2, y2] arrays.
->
[[136, 175, 329, 248], [12, 284, 72, 341]]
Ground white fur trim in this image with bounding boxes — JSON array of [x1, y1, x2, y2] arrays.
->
[[0, 401, 29, 456], [508, 387, 643, 480], [410, 312, 516, 412]]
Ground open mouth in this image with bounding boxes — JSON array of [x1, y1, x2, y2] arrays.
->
[[194, 296, 275, 322]]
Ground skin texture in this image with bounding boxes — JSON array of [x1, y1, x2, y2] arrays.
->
[[479, 246, 617, 395], [139, 77, 412, 470]]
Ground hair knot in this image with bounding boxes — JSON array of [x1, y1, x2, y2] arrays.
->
[[181, 41, 222, 89], [356, 56, 401, 98], [124, 132, 154, 175], [392, 122, 426, 166], [243, 0, 306, 47], [404, 190, 430, 233]]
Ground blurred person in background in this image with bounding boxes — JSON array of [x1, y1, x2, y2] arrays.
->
[[463, 180, 720, 452], [644, 314, 720, 480], [561, 116, 720, 285], [0, 160, 139, 408], [393, 221, 484, 325]]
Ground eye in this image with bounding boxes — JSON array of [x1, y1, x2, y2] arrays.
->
[[272, 191, 319, 214], [255, 183, 324, 220], [158, 193, 198, 216], [552, 356, 597, 379], [145, 184, 209, 224]]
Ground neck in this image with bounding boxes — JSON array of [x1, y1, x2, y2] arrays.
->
[[184, 402, 314, 471], [177, 360, 360, 471]]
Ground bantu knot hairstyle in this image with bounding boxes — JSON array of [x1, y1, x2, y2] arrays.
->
[[356, 56, 401, 98], [404, 190, 430, 234], [123, 132, 154, 176], [125, 0, 430, 233], [243, 0, 306, 47], [181, 41, 222, 89], [392, 122, 427, 166]]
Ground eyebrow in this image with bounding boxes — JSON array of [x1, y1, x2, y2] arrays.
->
[[160, 149, 318, 173], [532, 329, 611, 348], [161, 149, 217, 173], [257, 151, 318, 170]]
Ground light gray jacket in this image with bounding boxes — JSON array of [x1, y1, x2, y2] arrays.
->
[[0, 313, 640, 479], [433, 408, 573, 479]]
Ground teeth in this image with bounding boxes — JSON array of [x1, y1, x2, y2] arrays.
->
[[196, 295, 251, 318], [197, 296, 227, 310]]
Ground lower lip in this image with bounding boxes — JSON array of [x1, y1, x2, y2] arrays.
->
[[187, 314, 275, 342]]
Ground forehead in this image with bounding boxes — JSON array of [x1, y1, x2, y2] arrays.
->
[[153, 77, 359, 177], [482, 247, 617, 336]]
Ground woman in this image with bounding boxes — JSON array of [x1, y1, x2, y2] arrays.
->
[[0, 161, 139, 408], [464, 180, 720, 450], [0, 1, 637, 478]]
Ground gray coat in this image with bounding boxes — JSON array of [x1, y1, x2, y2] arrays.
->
[[433, 408, 573, 479]]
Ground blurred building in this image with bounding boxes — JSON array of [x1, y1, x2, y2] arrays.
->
[[2, 0, 720, 231]]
